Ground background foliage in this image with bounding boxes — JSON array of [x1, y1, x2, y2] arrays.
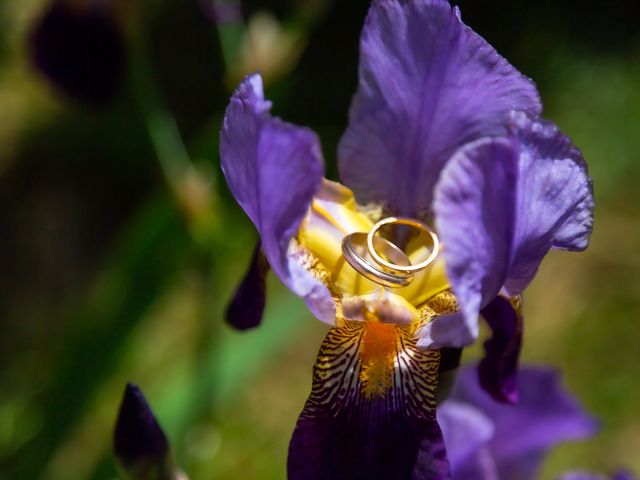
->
[[0, 0, 638, 478]]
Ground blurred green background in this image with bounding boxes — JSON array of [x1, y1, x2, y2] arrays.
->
[[0, 0, 638, 478]]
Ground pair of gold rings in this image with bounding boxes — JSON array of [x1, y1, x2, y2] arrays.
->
[[341, 217, 439, 288]]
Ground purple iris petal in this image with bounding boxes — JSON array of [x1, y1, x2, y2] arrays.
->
[[613, 472, 638, 480], [557, 472, 636, 480], [220, 74, 335, 323], [478, 296, 523, 404], [446, 366, 599, 480], [290, 403, 448, 480], [338, 0, 541, 217], [556, 474, 611, 480], [557, 474, 605, 480], [288, 322, 450, 479], [226, 242, 270, 330], [114, 383, 170, 469], [503, 112, 594, 295], [431, 138, 518, 347], [437, 401, 494, 478], [557, 474, 606, 480], [431, 114, 593, 348]]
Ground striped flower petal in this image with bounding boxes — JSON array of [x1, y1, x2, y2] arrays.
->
[[288, 321, 450, 480]]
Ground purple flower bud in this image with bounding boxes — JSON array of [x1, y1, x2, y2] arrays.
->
[[113, 383, 171, 473], [29, 1, 125, 105]]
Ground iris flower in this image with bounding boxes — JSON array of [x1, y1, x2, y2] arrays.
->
[[440, 366, 635, 480], [438, 365, 599, 480], [220, 0, 593, 478]]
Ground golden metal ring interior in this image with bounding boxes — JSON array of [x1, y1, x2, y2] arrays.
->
[[366, 216, 439, 273], [341, 232, 413, 288]]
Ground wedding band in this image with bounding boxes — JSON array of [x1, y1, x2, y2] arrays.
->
[[341, 232, 413, 288], [366, 217, 439, 273]]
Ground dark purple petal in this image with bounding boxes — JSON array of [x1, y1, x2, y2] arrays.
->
[[226, 242, 270, 330], [114, 383, 170, 470], [338, 0, 541, 217], [431, 138, 518, 347], [220, 74, 335, 323], [450, 366, 599, 480], [436, 401, 494, 478], [478, 295, 523, 404], [503, 112, 594, 295], [289, 321, 450, 480], [29, 2, 125, 105], [613, 471, 638, 480]]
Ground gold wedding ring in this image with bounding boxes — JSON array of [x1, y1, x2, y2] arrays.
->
[[341, 233, 413, 288], [367, 217, 439, 273], [341, 216, 440, 288]]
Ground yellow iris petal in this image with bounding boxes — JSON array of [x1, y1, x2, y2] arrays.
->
[[298, 178, 450, 307]]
